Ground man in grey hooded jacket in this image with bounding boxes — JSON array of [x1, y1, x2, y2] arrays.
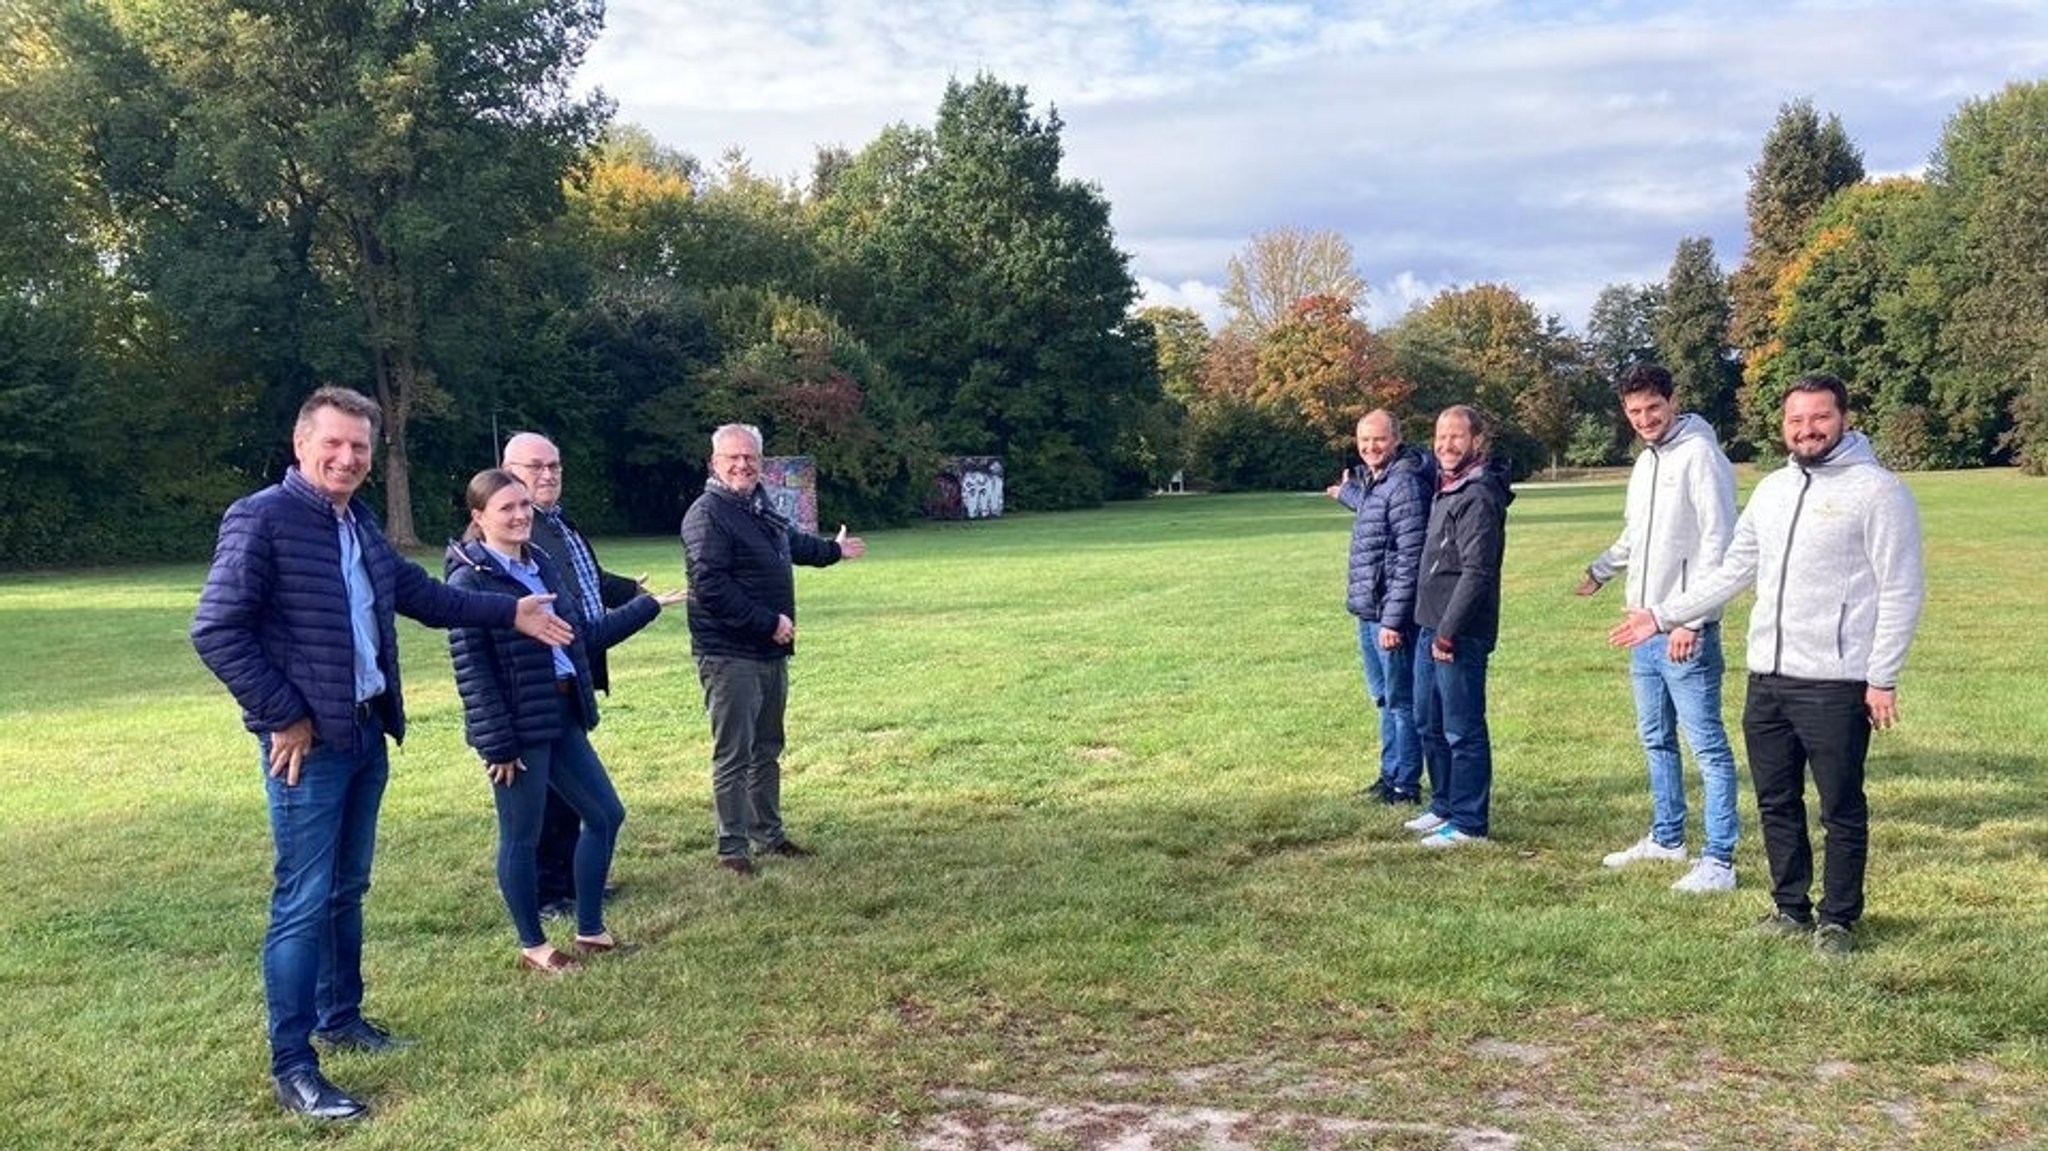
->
[[1579, 363, 1742, 894], [1612, 374, 1924, 957]]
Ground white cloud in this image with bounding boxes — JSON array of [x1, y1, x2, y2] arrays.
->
[[582, 1, 2048, 329], [1134, 277, 1229, 329]]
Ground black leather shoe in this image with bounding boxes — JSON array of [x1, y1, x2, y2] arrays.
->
[[763, 840, 812, 858], [718, 857, 756, 877], [313, 1017, 416, 1053], [274, 1069, 367, 1121]]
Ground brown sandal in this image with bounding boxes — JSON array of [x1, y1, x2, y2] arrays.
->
[[519, 947, 582, 975]]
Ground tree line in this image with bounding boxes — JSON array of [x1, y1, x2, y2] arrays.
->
[[2, 2, 2042, 568], [1150, 88, 2048, 492]]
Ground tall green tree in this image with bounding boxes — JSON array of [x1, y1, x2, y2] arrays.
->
[[61, 0, 610, 545], [1731, 98, 1864, 424], [1126, 306, 1208, 487], [1929, 80, 2048, 473], [1656, 236, 1743, 445], [1584, 282, 1664, 383], [836, 74, 1152, 508], [1577, 282, 1665, 465]]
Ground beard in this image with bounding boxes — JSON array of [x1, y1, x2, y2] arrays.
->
[[1788, 431, 1841, 467]]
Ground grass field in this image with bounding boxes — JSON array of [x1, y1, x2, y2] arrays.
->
[[2, 470, 2045, 1150]]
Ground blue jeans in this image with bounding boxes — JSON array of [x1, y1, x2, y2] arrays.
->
[[259, 710, 388, 1078], [1630, 622, 1741, 863], [1413, 627, 1493, 837], [698, 655, 790, 859], [1358, 618, 1426, 797], [491, 696, 626, 946]]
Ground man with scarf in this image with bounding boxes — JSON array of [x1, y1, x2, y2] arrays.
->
[[1405, 405, 1515, 849], [680, 423, 867, 876]]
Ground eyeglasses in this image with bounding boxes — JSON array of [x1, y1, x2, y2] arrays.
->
[[509, 460, 564, 474]]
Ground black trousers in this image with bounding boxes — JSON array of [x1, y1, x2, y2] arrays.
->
[[535, 789, 580, 904], [1742, 674, 1872, 927]]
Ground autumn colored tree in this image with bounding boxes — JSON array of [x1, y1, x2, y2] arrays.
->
[[1220, 227, 1367, 338], [1391, 283, 1571, 477], [1252, 293, 1408, 449], [1743, 180, 1958, 466]]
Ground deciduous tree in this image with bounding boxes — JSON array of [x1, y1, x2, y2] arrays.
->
[[60, 0, 609, 545], [1219, 227, 1366, 338], [1731, 99, 1864, 423]]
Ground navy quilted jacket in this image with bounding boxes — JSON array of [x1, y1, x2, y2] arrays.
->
[[1335, 444, 1436, 628], [444, 538, 661, 764], [192, 469, 516, 754]]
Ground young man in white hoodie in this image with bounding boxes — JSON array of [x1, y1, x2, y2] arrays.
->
[[1579, 363, 1742, 894], [1611, 375, 1924, 958]]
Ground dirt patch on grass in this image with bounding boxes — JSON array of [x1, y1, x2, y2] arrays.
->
[[914, 1087, 1520, 1150], [906, 1040, 2045, 1150]]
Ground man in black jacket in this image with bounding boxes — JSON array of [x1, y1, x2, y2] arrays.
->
[[502, 432, 646, 915], [1406, 405, 1514, 849], [681, 423, 866, 876]]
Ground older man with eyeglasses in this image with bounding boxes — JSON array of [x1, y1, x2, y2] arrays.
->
[[680, 423, 866, 876], [501, 433, 648, 917]]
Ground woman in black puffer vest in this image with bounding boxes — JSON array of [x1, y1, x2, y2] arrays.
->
[[445, 469, 681, 975]]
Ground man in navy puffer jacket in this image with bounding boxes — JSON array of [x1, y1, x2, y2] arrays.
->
[[192, 387, 572, 1122], [1327, 409, 1437, 806]]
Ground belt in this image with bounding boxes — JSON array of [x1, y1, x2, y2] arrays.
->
[[354, 695, 383, 719], [554, 678, 576, 696]]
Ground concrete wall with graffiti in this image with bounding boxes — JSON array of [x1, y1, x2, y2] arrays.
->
[[925, 456, 1004, 520]]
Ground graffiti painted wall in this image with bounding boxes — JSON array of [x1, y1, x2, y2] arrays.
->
[[761, 456, 818, 534], [925, 456, 1004, 520]]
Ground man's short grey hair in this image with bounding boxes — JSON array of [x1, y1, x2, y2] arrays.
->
[[296, 386, 383, 441], [711, 423, 763, 454]]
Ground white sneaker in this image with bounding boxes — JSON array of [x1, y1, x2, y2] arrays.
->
[[1404, 811, 1448, 834], [1671, 857, 1737, 893], [1601, 835, 1687, 869], [1419, 827, 1485, 849]]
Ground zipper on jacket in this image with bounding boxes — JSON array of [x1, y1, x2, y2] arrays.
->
[[1641, 443, 1661, 598], [1772, 469, 1814, 675]]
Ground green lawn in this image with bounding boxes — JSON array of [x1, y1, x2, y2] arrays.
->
[[2, 471, 2044, 1150]]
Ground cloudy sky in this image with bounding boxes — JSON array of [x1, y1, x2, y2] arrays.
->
[[577, 1, 2047, 331]]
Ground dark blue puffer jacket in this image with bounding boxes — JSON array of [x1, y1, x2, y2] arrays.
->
[[192, 469, 518, 755], [444, 538, 661, 765], [1336, 444, 1435, 628]]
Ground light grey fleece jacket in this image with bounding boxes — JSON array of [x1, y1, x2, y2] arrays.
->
[[1586, 412, 1736, 628], [1652, 430, 1924, 687]]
